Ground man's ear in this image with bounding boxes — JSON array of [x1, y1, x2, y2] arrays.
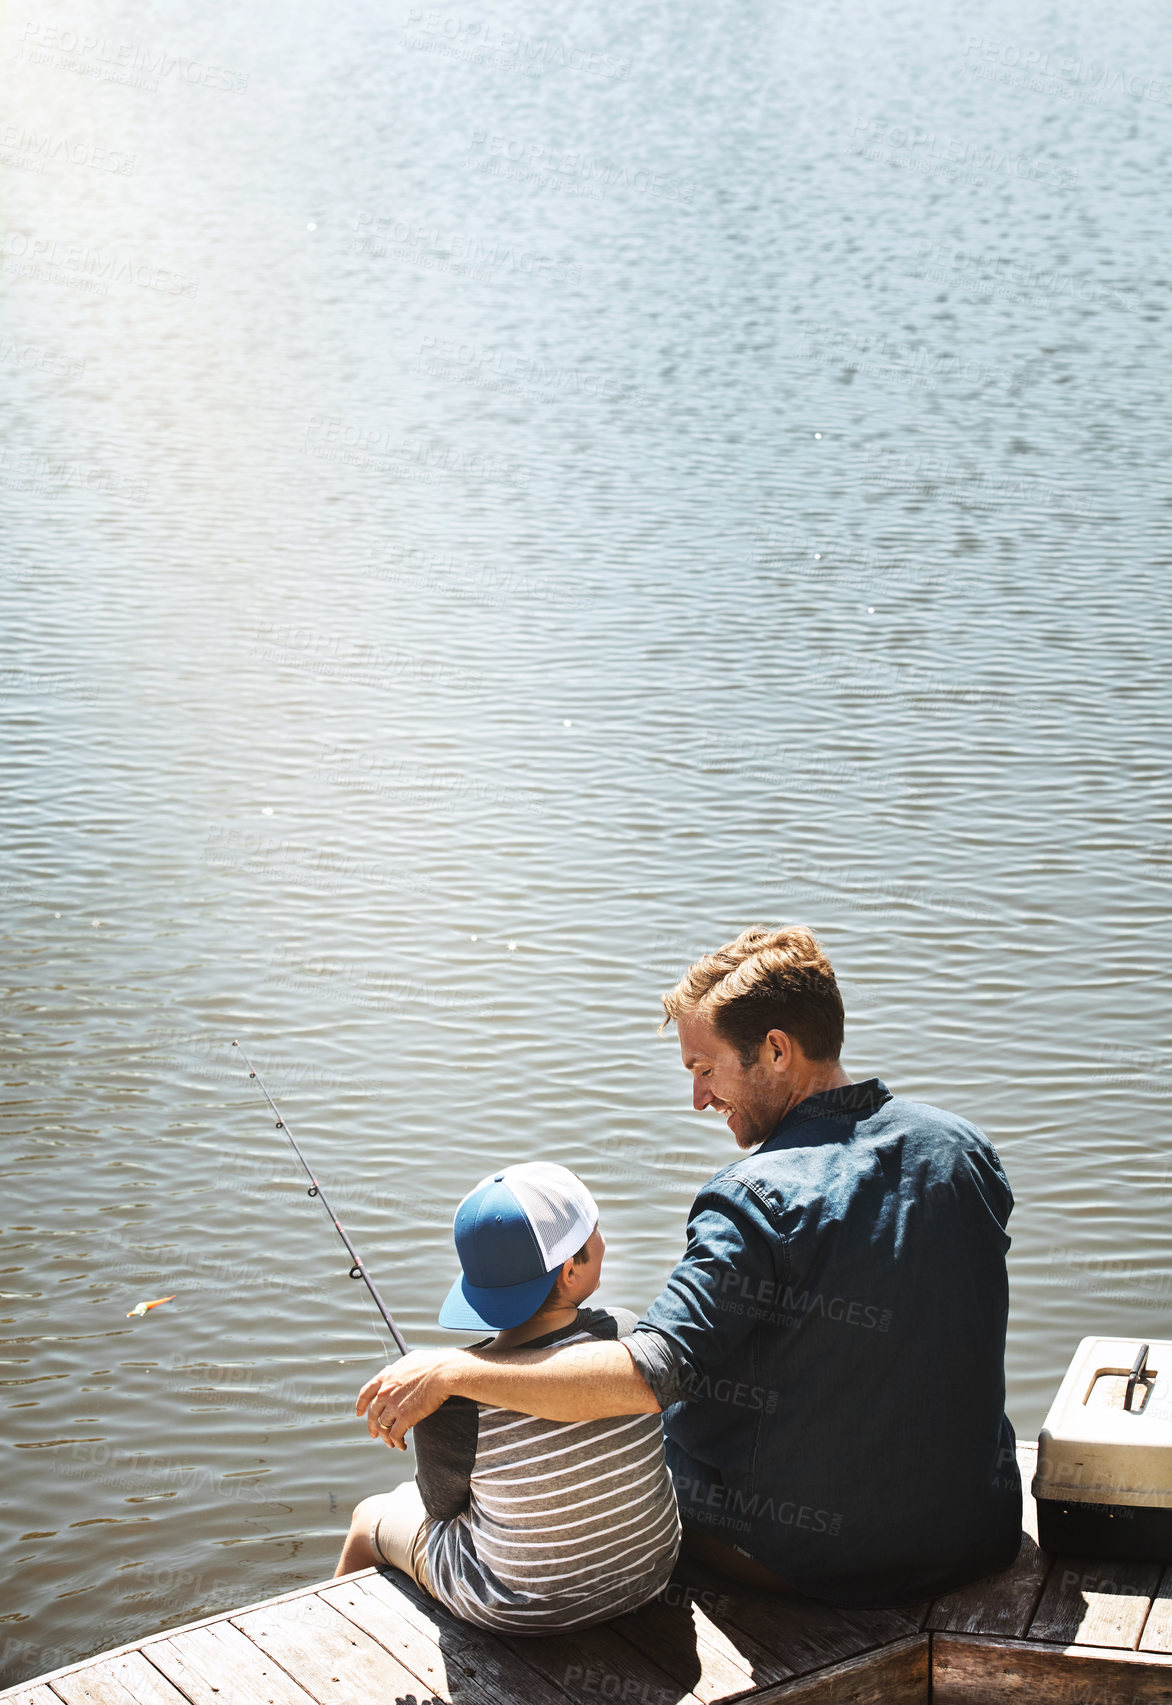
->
[[765, 1028, 793, 1071]]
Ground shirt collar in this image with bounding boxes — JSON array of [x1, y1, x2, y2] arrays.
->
[[763, 1078, 892, 1147]]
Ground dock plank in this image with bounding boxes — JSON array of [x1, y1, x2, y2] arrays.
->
[[616, 1591, 790, 1699], [499, 1619, 703, 1705], [708, 1588, 919, 1682], [1028, 1555, 1164, 1648], [4, 1690, 61, 1705], [146, 1620, 320, 1705], [748, 1635, 928, 1704], [321, 1576, 495, 1705], [933, 1631, 1172, 1703], [50, 1653, 190, 1705], [0, 1573, 388, 1700], [1140, 1565, 1172, 1655], [233, 1592, 437, 1704], [642, 1573, 799, 1686], [928, 1443, 1048, 1637], [610, 1611, 757, 1702], [927, 1546, 1050, 1641], [357, 1572, 700, 1705], [338, 1573, 575, 1705]]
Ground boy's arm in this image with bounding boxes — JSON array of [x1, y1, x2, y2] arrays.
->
[[359, 1339, 660, 1449], [412, 1396, 478, 1519]]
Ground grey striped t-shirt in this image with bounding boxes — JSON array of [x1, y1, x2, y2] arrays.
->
[[411, 1306, 680, 1633]]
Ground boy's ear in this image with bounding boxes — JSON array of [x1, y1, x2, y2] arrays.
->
[[552, 1253, 585, 1302]]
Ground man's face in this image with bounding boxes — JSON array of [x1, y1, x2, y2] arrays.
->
[[677, 1012, 789, 1150]]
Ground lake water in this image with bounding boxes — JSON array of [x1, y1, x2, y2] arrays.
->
[[2, 0, 1171, 1680]]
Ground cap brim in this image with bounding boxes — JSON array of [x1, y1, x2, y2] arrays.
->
[[438, 1269, 558, 1332]]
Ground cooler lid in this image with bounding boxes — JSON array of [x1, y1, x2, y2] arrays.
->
[[1033, 1338, 1172, 1509]]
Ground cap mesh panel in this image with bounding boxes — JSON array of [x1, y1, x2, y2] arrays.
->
[[506, 1164, 597, 1267]]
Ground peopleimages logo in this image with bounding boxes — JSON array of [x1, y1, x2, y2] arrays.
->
[[465, 132, 695, 203], [353, 212, 581, 285], [2, 231, 197, 295], [405, 11, 632, 81], [19, 21, 249, 92], [676, 1473, 844, 1538], [682, 1373, 779, 1413], [0, 124, 136, 175], [717, 1270, 893, 1332]]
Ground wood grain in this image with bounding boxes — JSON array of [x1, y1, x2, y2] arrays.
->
[[146, 1619, 321, 1705], [1141, 1565, 1172, 1655], [748, 1636, 928, 1705], [51, 1652, 190, 1705], [320, 1576, 496, 1705], [712, 1590, 916, 1683], [933, 1632, 1172, 1703], [233, 1591, 433, 1705], [1029, 1555, 1164, 1648], [499, 1618, 703, 1705], [0, 1573, 385, 1700], [616, 1591, 789, 1699], [350, 1572, 575, 1705]]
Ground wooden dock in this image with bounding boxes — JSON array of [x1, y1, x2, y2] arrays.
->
[[5, 1446, 1172, 1705]]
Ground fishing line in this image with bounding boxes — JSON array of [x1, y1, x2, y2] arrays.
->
[[232, 1039, 409, 1358]]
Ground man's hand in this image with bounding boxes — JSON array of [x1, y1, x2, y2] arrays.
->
[[357, 1349, 453, 1449]]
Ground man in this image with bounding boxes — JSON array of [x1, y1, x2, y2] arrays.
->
[[359, 926, 1022, 1607]]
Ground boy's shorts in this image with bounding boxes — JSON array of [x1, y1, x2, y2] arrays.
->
[[367, 1481, 435, 1592]]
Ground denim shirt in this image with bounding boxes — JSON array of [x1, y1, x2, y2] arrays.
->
[[627, 1080, 1021, 1607]]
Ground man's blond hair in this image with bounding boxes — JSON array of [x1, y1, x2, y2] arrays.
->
[[661, 926, 844, 1064]]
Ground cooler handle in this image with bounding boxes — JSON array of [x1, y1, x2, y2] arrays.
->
[[1125, 1342, 1150, 1413]]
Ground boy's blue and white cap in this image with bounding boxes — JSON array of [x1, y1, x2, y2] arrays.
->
[[439, 1162, 598, 1332]]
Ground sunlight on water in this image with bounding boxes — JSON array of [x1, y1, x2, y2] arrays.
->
[[2, 0, 1170, 1678]]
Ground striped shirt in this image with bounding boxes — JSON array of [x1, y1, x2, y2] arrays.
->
[[412, 1307, 680, 1633]]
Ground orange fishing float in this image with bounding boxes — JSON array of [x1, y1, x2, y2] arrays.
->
[[126, 1296, 175, 1318]]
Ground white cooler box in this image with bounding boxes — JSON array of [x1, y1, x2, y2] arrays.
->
[[1033, 1337, 1172, 1562]]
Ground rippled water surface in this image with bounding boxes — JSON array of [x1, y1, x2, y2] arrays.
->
[[3, 0, 1171, 1680]]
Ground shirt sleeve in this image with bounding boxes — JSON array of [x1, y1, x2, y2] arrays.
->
[[632, 1176, 787, 1402], [412, 1395, 479, 1520], [624, 1326, 690, 1409]]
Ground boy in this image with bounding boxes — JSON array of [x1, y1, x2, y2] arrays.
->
[[336, 1162, 680, 1631]]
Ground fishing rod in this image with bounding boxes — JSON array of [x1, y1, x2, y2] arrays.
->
[[232, 1040, 409, 1358]]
